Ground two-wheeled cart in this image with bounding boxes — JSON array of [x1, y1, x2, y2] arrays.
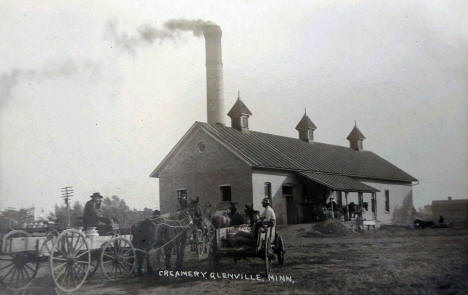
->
[[209, 222, 285, 276]]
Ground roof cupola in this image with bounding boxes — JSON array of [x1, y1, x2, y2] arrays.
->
[[227, 91, 252, 133], [295, 109, 317, 143], [347, 121, 366, 151]]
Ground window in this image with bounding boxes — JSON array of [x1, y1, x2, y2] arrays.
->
[[241, 116, 248, 128], [220, 185, 231, 202], [371, 197, 376, 213], [385, 190, 390, 212], [176, 189, 187, 199], [264, 182, 272, 199], [197, 142, 206, 153]]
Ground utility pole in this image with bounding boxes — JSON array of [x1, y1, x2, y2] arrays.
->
[[61, 186, 74, 228]]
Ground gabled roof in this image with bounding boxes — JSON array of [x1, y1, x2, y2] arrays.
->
[[347, 125, 366, 141], [227, 98, 252, 118], [295, 113, 317, 131], [151, 121, 417, 183]]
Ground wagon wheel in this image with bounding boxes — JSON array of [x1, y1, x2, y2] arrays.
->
[[0, 230, 39, 291], [87, 257, 100, 278], [275, 235, 285, 266], [39, 230, 58, 257], [208, 236, 220, 270], [205, 224, 216, 255], [194, 229, 207, 260], [202, 224, 216, 260], [100, 237, 136, 280], [50, 229, 91, 293], [264, 237, 272, 276], [210, 253, 220, 271]]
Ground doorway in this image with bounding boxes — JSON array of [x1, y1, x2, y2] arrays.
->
[[283, 185, 295, 224]]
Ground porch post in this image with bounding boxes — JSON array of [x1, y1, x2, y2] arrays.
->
[[373, 192, 377, 220], [358, 192, 363, 218], [345, 192, 349, 221], [330, 190, 335, 219]]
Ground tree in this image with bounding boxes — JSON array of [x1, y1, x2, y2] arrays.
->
[[0, 207, 34, 231], [48, 201, 84, 228], [47, 195, 155, 229]]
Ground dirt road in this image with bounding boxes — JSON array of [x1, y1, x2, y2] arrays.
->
[[5, 225, 468, 295]]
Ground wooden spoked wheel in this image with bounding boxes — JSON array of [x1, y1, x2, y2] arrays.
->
[[276, 235, 285, 266], [0, 230, 39, 291], [194, 229, 208, 260], [264, 237, 272, 276], [210, 253, 220, 271], [209, 236, 220, 271], [49, 229, 91, 293], [87, 257, 100, 278], [205, 224, 216, 259], [100, 237, 136, 280], [39, 230, 58, 257]]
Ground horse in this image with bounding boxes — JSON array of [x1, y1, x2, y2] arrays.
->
[[206, 202, 230, 229], [243, 204, 260, 226], [209, 202, 249, 229], [131, 208, 195, 274], [229, 202, 250, 226]]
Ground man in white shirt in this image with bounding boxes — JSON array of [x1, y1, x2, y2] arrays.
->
[[260, 197, 276, 242]]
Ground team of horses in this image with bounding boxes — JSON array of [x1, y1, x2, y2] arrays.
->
[[131, 198, 258, 274]]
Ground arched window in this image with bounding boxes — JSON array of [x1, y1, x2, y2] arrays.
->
[[264, 182, 272, 199], [385, 190, 390, 212]]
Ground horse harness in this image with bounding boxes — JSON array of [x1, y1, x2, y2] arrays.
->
[[133, 211, 194, 255]]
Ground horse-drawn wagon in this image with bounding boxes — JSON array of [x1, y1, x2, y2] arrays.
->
[[0, 228, 136, 293], [210, 221, 285, 276]]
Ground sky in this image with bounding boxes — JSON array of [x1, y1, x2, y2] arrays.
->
[[0, 0, 467, 214]]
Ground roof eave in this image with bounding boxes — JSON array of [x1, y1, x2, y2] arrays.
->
[[251, 166, 417, 183]]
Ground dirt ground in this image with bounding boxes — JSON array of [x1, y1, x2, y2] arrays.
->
[[4, 225, 468, 295]]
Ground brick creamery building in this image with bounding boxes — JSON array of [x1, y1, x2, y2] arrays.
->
[[150, 24, 418, 226]]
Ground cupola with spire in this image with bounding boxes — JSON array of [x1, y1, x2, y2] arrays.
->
[[227, 91, 252, 133], [347, 121, 366, 151], [295, 109, 317, 143]]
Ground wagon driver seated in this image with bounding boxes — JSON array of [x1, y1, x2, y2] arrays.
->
[[230, 198, 276, 248], [83, 192, 115, 230], [260, 197, 276, 242]]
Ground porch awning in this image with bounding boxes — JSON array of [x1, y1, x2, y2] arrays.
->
[[297, 171, 379, 193]]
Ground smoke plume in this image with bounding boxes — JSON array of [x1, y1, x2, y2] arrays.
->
[[164, 19, 216, 37], [106, 18, 217, 54], [0, 61, 100, 108]]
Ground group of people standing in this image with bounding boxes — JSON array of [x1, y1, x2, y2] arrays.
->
[[324, 200, 367, 221]]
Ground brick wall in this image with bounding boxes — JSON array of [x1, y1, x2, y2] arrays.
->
[[158, 128, 252, 214]]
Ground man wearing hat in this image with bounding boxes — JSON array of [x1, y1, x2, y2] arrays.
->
[[83, 192, 111, 229]]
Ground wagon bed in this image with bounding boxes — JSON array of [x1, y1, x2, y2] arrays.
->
[[0, 229, 136, 293], [210, 222, 285, 275]]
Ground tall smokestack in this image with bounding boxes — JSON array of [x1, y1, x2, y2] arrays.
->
[[203, 25, 225, 125]]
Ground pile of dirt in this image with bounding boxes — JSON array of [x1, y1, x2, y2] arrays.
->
[[307, 219, 349, 236], [379, 224, 413, 233]]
